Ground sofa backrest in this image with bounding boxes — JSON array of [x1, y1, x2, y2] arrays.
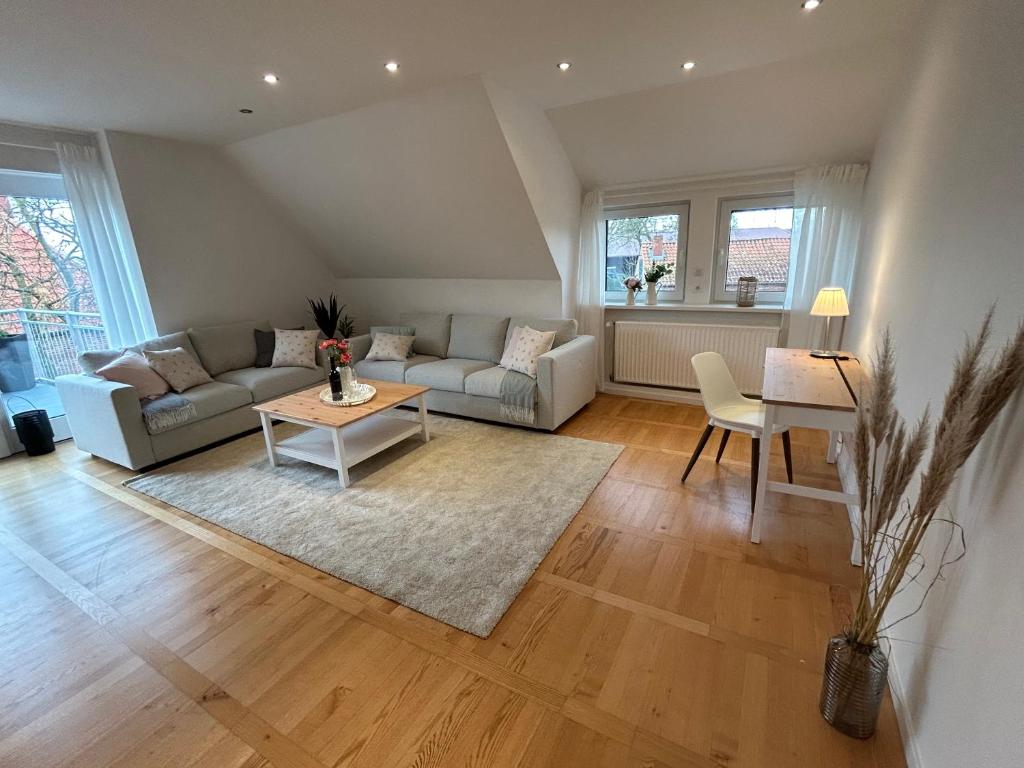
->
[[78, 330, 202, 374], [398, 313, 452, 358], [505, 317, 578, 349], [188, 320, 271, 376], [447, 314, 510, 364]]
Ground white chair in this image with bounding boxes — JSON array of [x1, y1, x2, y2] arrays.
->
[[681, 351, 793, 512]]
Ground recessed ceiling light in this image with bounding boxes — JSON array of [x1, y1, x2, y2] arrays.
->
[[557, 61, 572, 72], [263, 73, 279, 84], [385, 61, 400, 73], [682, 61, 696, 71], [802, 0, 821, 9], [239, 108, 253, 114]]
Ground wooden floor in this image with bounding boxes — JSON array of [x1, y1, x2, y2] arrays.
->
[[0, 394, 906, 768]]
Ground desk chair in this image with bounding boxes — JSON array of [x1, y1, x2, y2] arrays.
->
[[681, 351, 793, 511]]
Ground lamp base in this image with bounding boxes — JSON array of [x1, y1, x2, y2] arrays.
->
[[810, 349, 841, 359]]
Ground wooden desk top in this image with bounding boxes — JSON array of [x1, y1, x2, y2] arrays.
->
[[761, 348, 861, 411], [254, 379, 429, 428]]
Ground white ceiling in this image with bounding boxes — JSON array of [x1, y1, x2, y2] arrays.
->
[[0, 0, 923, 145]]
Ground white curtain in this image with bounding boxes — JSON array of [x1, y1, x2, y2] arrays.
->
[[786, 163, 868, 350], [56, 142, 156, 348], [575, 189, 605, 387]]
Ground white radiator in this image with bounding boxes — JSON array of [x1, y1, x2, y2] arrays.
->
[[613, 321, 780, 395]]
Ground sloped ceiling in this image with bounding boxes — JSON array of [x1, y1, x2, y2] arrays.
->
[[227, 77, 560, 280], [548, 38, 907, 189]]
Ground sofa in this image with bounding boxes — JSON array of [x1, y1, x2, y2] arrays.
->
[[351, 313, 596, 431], [56, 320, 326, 469]]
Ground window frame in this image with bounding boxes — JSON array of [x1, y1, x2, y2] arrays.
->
[[602, 201, 690, 302], [712, 193, 794, 305]]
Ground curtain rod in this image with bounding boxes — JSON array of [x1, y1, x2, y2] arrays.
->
[[596, 164, 804, 194]]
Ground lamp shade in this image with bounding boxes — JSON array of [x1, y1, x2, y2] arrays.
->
[[810, 287, 850, 317]]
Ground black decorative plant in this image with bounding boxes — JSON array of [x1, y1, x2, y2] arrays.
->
[[307, 294, 344, 338], [337, 313, 355, 340]]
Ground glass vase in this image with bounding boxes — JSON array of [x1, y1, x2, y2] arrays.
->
[[819, 635, 888, 739], [340, 365, 355, 396]]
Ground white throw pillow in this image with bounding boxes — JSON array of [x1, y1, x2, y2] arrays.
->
[[271, 329, 320, 369], [499, 325, 555, 378], [143, 347, 213, 393], [365, 332, 415, 362]]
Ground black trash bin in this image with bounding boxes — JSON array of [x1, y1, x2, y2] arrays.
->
[[12, 408, 55, 456]]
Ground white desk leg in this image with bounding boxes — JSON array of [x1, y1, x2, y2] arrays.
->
[[418, 394, 430, 442], [331, 428, 350, 489], [826, 430, 840, 464], [750, 404, 776, 544], [259, 412, 277, 467]]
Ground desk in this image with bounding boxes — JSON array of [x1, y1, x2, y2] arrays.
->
[[750, 348, 863, 563]]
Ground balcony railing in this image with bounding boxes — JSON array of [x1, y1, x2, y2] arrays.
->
[[0, 308, 108, 383]]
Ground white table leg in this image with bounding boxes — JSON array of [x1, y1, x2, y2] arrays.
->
[[826, 430, 840, 464], [418, 394, 430, 442], [259, 412, 277, 467], [331, 428, 350, 488], [750, 404, 776, 544]]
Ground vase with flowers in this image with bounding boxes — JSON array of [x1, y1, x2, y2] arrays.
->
[[319, 338, 354, 401], [623, 276, 642, 305], [644, 263, 673, 305]]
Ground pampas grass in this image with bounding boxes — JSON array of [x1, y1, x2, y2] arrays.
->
[[850, 307, 1024, 646]]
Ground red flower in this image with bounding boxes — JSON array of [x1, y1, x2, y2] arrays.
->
[[318, 339, 339, 350], [340, 353, 352, 364]]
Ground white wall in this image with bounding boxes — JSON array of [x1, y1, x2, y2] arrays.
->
[[336, 278, 562, 333], [846, 2, 1024, 765], [484, 79, 581, 314], [102, 130, 335, 333], [548, 38, 905, 189]]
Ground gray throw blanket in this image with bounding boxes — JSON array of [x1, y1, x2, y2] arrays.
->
[[141, 393, 197, 434], [499, 369, 537, 425]]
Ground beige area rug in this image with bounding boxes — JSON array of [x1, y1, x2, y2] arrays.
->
[[125, 412, 622, 637]]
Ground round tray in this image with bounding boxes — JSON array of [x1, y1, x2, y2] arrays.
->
[[319, 382, 376, 407]]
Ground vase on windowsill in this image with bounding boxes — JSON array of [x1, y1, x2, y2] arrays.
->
[[643, 263, 673, 307], [645, 284, 657, 305]]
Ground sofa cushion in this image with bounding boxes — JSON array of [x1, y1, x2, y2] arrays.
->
[[79, 330, 201, 375], [144, 347, 214, 393], [447, 314, 510, 364], [95, 350, 170, 400], [354, 354, 438, 384], [188, 320, 270, 376], [405, 358, 492, 393], [178, 381, 253, 422], [215, 365, 324, 402], [464, 366, 508, 399], [254, 326, 301, 368], [271, 329, 320, 369], [505, 317, 577, 349], [399, 313, 452, 358], [366, 332, 415, 362]]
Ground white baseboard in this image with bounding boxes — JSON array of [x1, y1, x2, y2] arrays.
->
[[886, 646, 922, 768], [600, 381, 703, 405]]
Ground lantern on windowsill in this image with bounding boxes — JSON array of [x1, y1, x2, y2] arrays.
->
[[736, 276, 758, 307]]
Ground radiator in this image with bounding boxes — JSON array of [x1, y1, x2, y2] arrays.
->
[[613, 321, 780, 395]]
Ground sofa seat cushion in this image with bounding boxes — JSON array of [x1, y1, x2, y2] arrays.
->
[[177, 381, 252, 424], [354, 354, 438, 384], [447, 314, 510, 364], [405, 358, 492, 393], [215, 365, 324, 402], [464, 366, 508, 399]]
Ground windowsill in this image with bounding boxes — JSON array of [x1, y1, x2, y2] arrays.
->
[[603, 301, 787, 314]]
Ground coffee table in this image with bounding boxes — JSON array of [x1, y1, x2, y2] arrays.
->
[[254, 379, 430, 488]]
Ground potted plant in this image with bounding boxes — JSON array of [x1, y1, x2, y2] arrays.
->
[[0, 328, 36, 392], [318, 338, 353, 401], [623, 276, 642, 306], [307, 293, 348, 339], [644, 263, 673, 306], [822, 311, 1024, 738]]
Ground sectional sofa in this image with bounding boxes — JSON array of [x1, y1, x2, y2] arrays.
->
[[56, 320, 325, 469], [351, 313, 596, 432]]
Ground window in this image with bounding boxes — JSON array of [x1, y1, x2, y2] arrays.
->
[[713, 194, 794, 303], [604, 203, 688, 301]]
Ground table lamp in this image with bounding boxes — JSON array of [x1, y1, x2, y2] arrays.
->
[[809, 286, 849, 359]]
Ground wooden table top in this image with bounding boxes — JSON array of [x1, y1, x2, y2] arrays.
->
[[254, 379, 429, 428], [761, 348, 861, 412]]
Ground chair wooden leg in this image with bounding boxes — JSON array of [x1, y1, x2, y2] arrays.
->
[[681, 423, 715, 483], [750, 436, 760, 514], [781, 431, 794, 484], [715, 429, 732, 463]]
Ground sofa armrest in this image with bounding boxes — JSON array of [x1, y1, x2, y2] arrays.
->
[[347, 334, 372, 363], [536, 335, 597, 430], [55, 374, 155, 469]]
